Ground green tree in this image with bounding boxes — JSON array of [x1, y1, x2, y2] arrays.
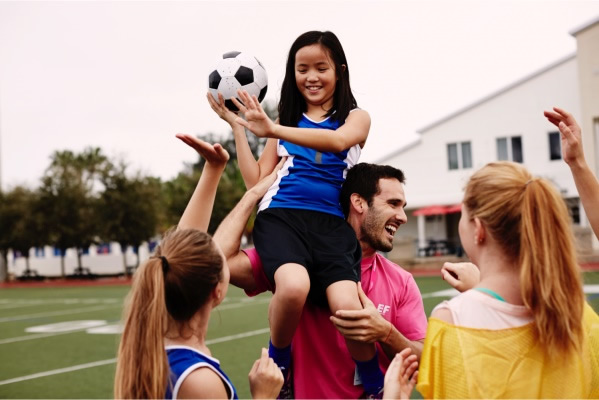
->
[[99, 162, 161, 275], [38, 148, 109, 277], [8, 188, 48, 276]]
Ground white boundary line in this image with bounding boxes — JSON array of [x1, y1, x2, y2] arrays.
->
[[0, 328, 270, 386], [0, 305, 122, 323], [0, 298, 270, 344]]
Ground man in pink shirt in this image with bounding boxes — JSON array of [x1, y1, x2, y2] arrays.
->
[[214, 163, 427, 398]]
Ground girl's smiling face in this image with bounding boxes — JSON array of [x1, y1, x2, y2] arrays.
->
[[294, 44, 337, 115]]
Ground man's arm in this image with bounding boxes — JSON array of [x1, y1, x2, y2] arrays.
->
[[330, 283, 424, 360]]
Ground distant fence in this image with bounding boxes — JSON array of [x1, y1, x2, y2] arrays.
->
[[8, 242, 154, 278]]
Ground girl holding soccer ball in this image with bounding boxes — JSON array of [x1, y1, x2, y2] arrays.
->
[[208, 31, 384, 397]]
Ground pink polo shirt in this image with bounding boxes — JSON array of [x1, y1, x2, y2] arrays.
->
[[242, 248, 428, 399]]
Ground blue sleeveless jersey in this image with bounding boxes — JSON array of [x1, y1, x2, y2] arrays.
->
[[165, 346, 238, 399], [258, 113, 361, 218]]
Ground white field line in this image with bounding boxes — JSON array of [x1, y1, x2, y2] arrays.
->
[[0, 299, 120, 311], [0, 298, 270, 344], [0, 328, 270, 386], [0, 323, 118, 345], [0, 305, 122, 323]]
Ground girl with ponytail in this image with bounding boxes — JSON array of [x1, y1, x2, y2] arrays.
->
[[114, 135, 283, 399], [414, 161, 599, 399]]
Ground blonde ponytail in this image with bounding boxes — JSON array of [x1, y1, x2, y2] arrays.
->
[[519, 178, 584, 358], [114, 257, 170, 399], [464, 162, 584, 358]]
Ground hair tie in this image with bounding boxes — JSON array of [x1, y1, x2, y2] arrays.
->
[[525, 179, 537, 187], [159, 256, 170, 274]]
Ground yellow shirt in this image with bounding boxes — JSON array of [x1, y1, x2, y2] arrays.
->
[[416, 303, 599, 399]]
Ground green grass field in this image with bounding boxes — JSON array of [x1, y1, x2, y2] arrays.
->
[[1, 271, 598, 399]]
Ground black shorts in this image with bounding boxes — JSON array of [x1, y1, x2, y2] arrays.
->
[[253, 208, 361, 306]]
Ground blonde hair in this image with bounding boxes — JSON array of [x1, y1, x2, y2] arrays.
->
[[463, 162, 584, 357], [114, 229, 223, 399]]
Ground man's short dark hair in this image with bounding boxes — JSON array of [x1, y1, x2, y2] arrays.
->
[[340, 163, 406, 218]]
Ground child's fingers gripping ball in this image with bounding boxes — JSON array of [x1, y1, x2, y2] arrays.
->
[[208, 51, 268, 112]]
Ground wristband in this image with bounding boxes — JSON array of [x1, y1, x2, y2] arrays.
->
[[384, 322, 393, 343]]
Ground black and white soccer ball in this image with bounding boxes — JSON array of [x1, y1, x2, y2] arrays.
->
[[208, 51, 268, 112]]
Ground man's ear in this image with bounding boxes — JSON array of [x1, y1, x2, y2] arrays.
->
[[350, 193, 365, 214]]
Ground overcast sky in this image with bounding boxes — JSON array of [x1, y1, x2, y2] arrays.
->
[[1, 0, 599, 189]]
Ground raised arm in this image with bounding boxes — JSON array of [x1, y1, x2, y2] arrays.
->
[[213, 158, 284, 260], [233, 90, 370, 153], [544, 107, 599, 239], [213, 159, 284, 291], [207, 92, 279, 189], [175, 134, 229, 232]]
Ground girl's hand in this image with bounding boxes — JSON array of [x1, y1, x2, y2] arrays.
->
[[175, 134, 229, 169], [383, 348, 419, 400], [248, 348, 284, 399], [207, 92, 243, 128], [543, 107, 584, 166], [232, 89, 277, 138], [441, 262, 480, 292]]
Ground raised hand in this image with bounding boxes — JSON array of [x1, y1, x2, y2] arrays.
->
[[176, 134, 229, 169], [233, 89, 277, 138], [441, 262, 480, 292], [383, 348, 419, 400], [543, 107, 583, 166], [206, 92, 243, 128], [248, 348, 284, 399]]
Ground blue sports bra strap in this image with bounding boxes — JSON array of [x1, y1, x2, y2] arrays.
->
[[473, 287, 506, 302]]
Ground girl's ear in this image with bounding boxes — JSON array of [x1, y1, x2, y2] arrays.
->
[[211, 285, 223, 306], [473, 217, 486, 244], [341, 64, 347, 72], [350, 193, 365, 214]]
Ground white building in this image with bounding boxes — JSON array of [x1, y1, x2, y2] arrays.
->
[[379, 16, 599, 258]]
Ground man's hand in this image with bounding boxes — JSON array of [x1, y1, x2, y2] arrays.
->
[[330, 282, 391, 343], [441, 262, 480, 292]]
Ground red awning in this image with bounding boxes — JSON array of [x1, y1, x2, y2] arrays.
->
[[413, 204, 462, 216]]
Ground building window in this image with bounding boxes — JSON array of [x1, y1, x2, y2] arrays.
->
[[447, 141, 472, 170], [565, 198, 580, 224], [496, 136, 523, 163], [548, 131, 561, 160]]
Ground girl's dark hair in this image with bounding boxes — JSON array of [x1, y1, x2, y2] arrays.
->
[[278, 31, 357, 127]]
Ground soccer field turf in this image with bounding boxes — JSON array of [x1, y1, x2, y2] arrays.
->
[[1, 271, 598, 399]]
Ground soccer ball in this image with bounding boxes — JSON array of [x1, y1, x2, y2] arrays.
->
[[208, 51, 268, 112]]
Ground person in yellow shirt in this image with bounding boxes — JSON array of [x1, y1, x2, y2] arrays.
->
[[385, 161, 599, 399]]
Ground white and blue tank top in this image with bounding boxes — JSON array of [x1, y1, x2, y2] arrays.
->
[[165, 345, 238, 399], [258, 112, 361, 218]]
